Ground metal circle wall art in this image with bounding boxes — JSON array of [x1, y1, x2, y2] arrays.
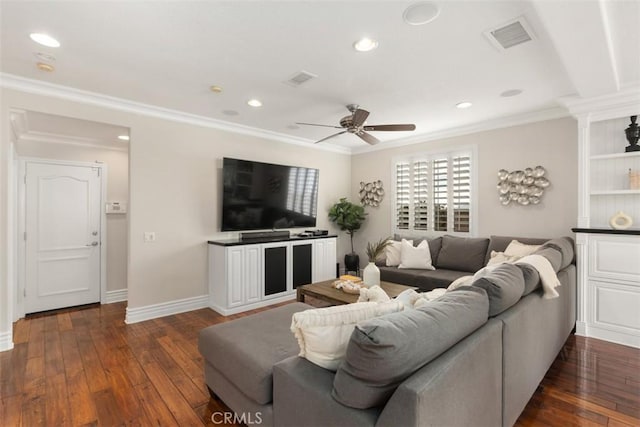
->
[[497, 166, 549, 206], [359, 180, 384, 207]]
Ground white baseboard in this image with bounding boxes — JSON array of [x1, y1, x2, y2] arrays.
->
[[125, 294, 209, 324], [104, 288, 128, 304], [209, 293, 297, 316], [0, 330, 14, 352], [576, 323, 640, 349]]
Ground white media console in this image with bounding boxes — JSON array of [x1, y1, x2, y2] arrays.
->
[[207, 235, 337, 315]]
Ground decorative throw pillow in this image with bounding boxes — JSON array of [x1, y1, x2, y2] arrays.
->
[[504, 240, 541, 257], [290, 301, 404, 371], [385, 240, 411, 267], [398, 239, 434, 270], [486, 250, 521, 266], [436, 235, 490, 272]]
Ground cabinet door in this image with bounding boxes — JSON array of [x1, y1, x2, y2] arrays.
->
[[263, 243, 289, 297], [244, 245, 262, 303], [314, 238, 337, 282], [226, 246, 245, 307], [292, 242, 313, 288]]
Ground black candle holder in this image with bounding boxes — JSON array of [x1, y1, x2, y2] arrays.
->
[[625, 115, 640, 152]]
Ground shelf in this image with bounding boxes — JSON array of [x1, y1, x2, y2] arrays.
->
[[572, 227, 640, 236], [591, 151, 640, 160], [590, 189, 640, 195]]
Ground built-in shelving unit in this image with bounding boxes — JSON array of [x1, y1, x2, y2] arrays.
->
[[568, 92, 640, 348]]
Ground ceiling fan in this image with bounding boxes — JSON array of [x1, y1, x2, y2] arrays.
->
[[296, 104, 416, 145]]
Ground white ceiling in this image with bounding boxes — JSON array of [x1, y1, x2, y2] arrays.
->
[[1, 1, 638, 151]]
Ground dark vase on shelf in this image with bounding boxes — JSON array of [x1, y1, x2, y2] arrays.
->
[[344, 253, 360, 274], [625, 115, 640, 152]]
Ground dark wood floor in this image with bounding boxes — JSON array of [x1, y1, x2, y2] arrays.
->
[[0, 301, 638, 426]]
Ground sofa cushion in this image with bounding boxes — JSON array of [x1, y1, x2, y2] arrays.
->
[[515, 263, 541, 295], [379, 267, 471, 291], [332, 287, 489, 409], [472, 264, 525, 316], [531, 246, 562, 272], [436, 235, 489, 272], [540, 237, 574, 270], [290, 301, 404, 371], [393, 235, 443, 263], [399, 239, 435, 270], [485, 235, 549, 265], [198, 302, 310, 405]]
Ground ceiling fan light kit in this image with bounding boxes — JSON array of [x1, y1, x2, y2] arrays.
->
[[296, 104, 416, 145]]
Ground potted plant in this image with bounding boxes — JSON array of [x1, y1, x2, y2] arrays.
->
[[363, 237, 392, 287], [328, 198, 367, 272]]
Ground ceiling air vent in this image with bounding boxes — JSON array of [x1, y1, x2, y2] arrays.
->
[[485, 17, 535, 51], [283, 70, 318, 87]]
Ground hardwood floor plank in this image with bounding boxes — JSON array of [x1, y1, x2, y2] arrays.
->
[[57, 312, 73, 332], [0, 394, 23, 426], [21, 394, 46, 427], [45, 372, 72, 426], [134, 381, 180, 426], [93, 388, 126, 426], [26, 317, 45, 359], [12, 318, 30, 344], [156, 335, 203, 380], [66, 370, 99, 426], [141, 361, 205, 426]]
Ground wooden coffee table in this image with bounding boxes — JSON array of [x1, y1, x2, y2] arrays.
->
[[296, 279, 417, 305]]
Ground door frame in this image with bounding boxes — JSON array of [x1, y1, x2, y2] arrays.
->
[[16, 157, 107, 318]]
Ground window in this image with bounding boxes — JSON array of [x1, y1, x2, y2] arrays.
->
[[393, 150, 474, 234]]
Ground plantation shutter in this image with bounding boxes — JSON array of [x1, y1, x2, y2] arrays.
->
[[453, 155, 471, 232], [413, 161, 429, 230], [396, 162, 410, 229], [432, 158, 448, 231]]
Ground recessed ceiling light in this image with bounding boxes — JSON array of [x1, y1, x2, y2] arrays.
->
[[456, 101, 473, 109], [403, 2, 441, 26], [118, 135, 130, 141], [36, 62, 54, 72], [500, 89, 523, 97], [30, 33, 60, 48], [222, 110, 239, 116], [247, 99, 263, 107], [353, 38, 378, 52], [210, 85, 223, 93]]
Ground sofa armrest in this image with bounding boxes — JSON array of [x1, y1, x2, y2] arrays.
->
[[273, 356, 380, 427], [376, 319, 503, 427]]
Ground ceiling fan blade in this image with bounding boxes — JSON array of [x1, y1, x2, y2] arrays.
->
[[357, 131, 380, 145], [296, 122, 343, 129], [363, 124, 416, 132], [352, 109, 370, 127], [315, 130, 348, 144]]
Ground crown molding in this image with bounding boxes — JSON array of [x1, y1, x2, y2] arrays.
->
[[350, 105, 571, 155], [0, 73, 351, 155], [557, 83, 640, 121], [18, 132, 129, 152]]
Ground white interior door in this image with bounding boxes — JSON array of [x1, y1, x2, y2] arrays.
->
[[24, 161, 102, 313]]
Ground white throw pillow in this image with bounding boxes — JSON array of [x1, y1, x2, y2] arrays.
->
[[290, 301, 404, 370], [385, 240, 412, 267], [487, 250, 522, 266], [398, 239, 435, 270], [504, 240, 541, 257]]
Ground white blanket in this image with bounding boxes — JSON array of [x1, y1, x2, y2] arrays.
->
[[516, 254, 560, 299]]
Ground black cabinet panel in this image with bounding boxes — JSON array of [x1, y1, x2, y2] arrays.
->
[[264, 246, 287, 295], [293, 244, 312, 288]]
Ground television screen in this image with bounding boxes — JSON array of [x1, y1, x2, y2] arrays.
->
[[221, 158, 319, 231]]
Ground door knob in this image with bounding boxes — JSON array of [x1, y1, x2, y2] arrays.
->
[[86, 241, 99, 246], [92, 231, 98, 236]]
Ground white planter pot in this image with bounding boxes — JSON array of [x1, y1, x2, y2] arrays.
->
[[362, 262, 380, 287]]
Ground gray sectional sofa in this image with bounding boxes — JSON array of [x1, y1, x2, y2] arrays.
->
[[378, 234, 566, 291], [199, 235, 576, 427]]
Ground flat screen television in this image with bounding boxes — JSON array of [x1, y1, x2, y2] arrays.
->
[[221, 158, 319, 231]]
